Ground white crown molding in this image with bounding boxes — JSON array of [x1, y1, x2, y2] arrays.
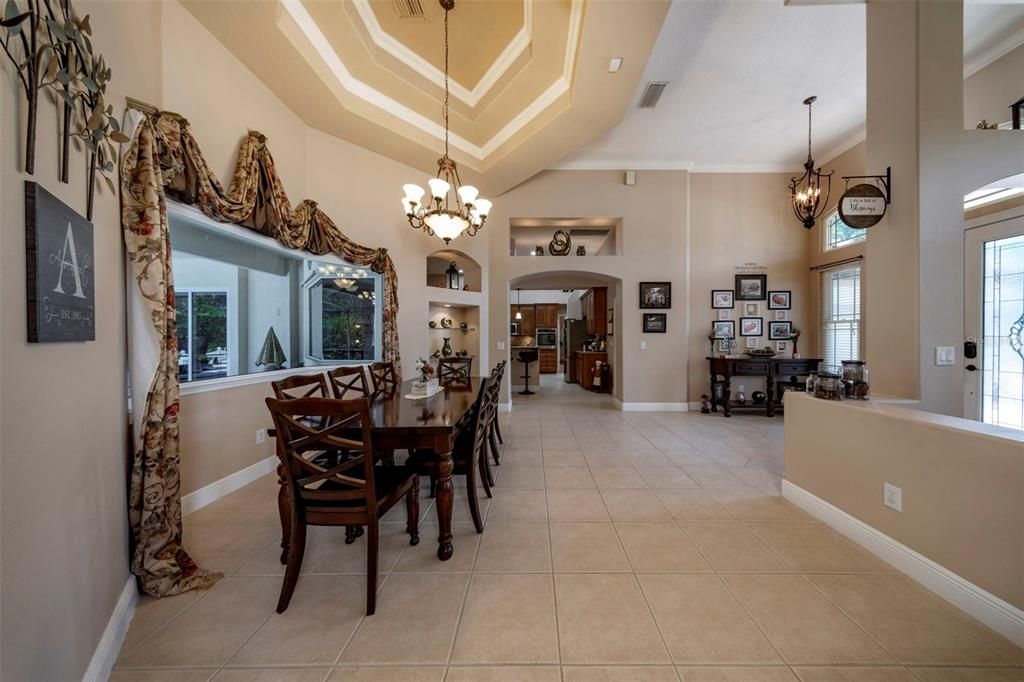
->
[[782, 480, 1024, 647], [279, 0, 583, 164], [83, 577, 138, 682], [691, 163, 797, 174], [351, 0, 533, 108], [548, 160, 695, 171], [964, 25, 1024, 78]]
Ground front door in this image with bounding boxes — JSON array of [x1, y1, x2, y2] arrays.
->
[[964, 211, 1024, 428]]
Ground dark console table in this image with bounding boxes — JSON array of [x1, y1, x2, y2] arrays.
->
[[706, 356, 822, 417]]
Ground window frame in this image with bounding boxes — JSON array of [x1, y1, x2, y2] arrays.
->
[[175, 287, 232, 384], [818, 262, 863, 368], [823, 208, 867, 252], [302, 266, 384, 367]]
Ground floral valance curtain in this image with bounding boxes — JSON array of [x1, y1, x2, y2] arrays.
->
[[120, 110, 400, 597]]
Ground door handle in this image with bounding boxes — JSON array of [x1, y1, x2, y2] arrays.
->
[[966, 364, 978, 372]]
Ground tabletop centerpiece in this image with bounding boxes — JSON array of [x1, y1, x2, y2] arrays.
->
[[411, 357, 439, 397]]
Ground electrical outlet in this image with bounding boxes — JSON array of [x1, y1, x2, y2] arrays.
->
[[884, 483, 902, 511], [256, 428, 267, 445]]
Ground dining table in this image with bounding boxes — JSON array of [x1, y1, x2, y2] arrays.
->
[[273, 376, 482, 562]]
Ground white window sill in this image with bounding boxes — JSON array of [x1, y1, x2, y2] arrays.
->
[[179, 364, 353, 396]]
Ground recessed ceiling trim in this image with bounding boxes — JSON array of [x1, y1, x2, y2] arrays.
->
[[548, 160, 694, 171], [279, 0, 584, 164], [964, 24, 1024, 77], [351, 0, 533, 107]]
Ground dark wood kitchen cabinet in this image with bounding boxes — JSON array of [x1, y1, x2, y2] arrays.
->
[[535, 304, 559, 329], [580, 288, 607, 335]]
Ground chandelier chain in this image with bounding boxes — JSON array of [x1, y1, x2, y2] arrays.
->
[[443, 6, 449, 159], [806, 98, 813, 162]]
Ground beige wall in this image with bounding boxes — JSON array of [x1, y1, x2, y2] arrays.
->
[[0, 2, 162, 679], [785, 393, 1024, 611], [964, 43, 1024, 129], [686, 173, 815, 403]]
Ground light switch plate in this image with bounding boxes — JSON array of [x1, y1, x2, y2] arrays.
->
[[497, 341, 505, 350], [640, 340, 647, 350], [935, 346, 955, 366]]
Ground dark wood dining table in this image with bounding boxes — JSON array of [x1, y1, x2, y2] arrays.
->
[[273, 376, 482, 562]]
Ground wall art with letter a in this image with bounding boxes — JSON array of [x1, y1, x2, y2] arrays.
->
[[25, 182, 95, 342]]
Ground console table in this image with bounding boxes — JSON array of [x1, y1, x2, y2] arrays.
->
[[706, 356, 822, 417]]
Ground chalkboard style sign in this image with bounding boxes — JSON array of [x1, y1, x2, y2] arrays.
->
[[25, 182, 95, 342]]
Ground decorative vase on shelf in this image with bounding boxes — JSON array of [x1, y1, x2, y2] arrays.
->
[[441, 338, 453, 357]]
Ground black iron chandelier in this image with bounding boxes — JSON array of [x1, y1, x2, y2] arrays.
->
[[789, 96, 834, 230], [401, 0, 491, 244]]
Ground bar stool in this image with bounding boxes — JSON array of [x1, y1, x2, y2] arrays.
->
[[517, 349, 538, 395]]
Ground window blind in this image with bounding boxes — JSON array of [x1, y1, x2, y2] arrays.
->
[[818, 264, 862, 368]]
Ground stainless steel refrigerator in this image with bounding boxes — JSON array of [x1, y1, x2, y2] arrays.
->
[[562, 318, 588, 382]]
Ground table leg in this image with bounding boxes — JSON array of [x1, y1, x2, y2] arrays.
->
[[723, 378, 733, 418], [434, 445, 455, 561], [709, 374, 718, 413]]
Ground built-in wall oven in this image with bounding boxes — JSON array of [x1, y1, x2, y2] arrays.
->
[[535, 328, 557, 348]]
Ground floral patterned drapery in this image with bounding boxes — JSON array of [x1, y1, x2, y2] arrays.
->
[[120, 111, 401, 596]]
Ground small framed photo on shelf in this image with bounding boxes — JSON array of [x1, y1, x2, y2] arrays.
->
[[774, 310, 787, 321], [711, 320, 735, 339], [743, 302, 760, 317], [740, 317, 763, 337], [643, 313, 667, 333], [745, 337, 759, 349], [735, 274, 767, 301], [711, 289, 735, 309], [717, 339, 733, 354], [717, 309, 731, 321], [769, 321, 793, 340], [768, 290, 792, 309], [776, 340, 789, 352], [640, 282, 671, 309]]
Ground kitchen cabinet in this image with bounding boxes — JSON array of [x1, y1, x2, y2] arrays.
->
[[512, 304, 536, 337], [580, 287, 607, 335], [535, 304, 559, 329], [574, 351, 609, 391], [538, 348, 557, 373]]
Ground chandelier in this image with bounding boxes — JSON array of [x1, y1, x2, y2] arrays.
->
[[401, 0, 491, 244], [789, 96, 834, 230]]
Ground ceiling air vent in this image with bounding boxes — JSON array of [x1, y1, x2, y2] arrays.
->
[[637, 81, 668, 109], [394, 0, 425, 19]]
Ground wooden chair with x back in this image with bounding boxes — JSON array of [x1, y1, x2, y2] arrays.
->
[[438, 357, 473, 386], [487, 361, 506, 465], [266, 396, 420, 616], [369, 361, 399, 399], [328, 365, 372, 401]]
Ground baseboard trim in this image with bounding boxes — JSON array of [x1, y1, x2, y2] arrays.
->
[[782, 479, 1024, 646], [182, 455, 277, 516], [617, 402, 688, 412], [83, 576, 138, 682], [688, 401, 703, 411], [498, 402, 512, 413]]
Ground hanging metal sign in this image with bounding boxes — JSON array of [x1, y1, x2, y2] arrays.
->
[[838, 166, 892, 229]]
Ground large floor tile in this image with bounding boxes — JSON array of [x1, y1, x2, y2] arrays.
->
[[543, 466, 597, 489], [328, 667, 445, 681], [555, 573, 671, 664], [707, 489, 816, 522], [110, 671, 217, 682], [310, 523, 414, 575], [542, 448, 586, 466], [117, 591, 205, 661], [546, 490, 610, 521], [340, 574, 469, 664], [214, 669, 332, 682], [445, 666, 561, 681], [590, 465, 648, 489], [118, 577, 279, 667], [806, 575, 1019, 665], [749, 523, 896, 574], [615, 522, 710, 572], [681, 466, 751, 489], [676, 668, 797, 681], [723, 574, 894, 665], [635, 466, 699, 489], [495, 465, 546, 489], [600, 489, 673, 522], [451, 574, 559, 663], [487, 489, 548, 522], [182, 523, 279, 576], [638, 574, 781, 664], [905, 668, 1024, 681], [393, 523, 481, 574], [654, 489, 734, 521], [682, 521, 791, 573], [562, 666, 681, 681], [550, 522, 631, 572], [474, 522, 551, 572], [791, 668, 917, 681]]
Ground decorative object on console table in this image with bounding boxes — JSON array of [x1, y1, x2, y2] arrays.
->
[[735, 274, 767, 301], [707, 355, 822, 417], [639, 281, 671, 308], [789, 328, 801, 358], [643, 313, 666, 333], [441, 338, 453, 357], [712, 289, 734, 309], [25, 182, 95, 342]]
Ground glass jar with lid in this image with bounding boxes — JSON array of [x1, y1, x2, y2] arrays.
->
[[841, 360, 870, 400], [814, 370, 844, 401]]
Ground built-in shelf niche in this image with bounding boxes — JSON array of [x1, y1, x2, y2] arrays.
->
[[509, 218, 621, 256], [426, 249, 482, 293], [427, 301, 480, 361]]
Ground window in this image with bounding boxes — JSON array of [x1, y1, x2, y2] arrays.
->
[[818, 263, 862, 368], [824, 209, 866, 251], [175, 290, 229, 382], [305, 263, 381, 362]]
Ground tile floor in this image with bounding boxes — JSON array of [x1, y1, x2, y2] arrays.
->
[[113, 376, 1022, 681]]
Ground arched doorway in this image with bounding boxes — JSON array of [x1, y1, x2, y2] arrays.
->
[[506, 270, 623, 408]]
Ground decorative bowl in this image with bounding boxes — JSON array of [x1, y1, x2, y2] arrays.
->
[[441, 317, 453, 328]]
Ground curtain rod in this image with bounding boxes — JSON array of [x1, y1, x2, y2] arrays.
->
[[810, 255, 863, 271], [126, 97, 184, 120]]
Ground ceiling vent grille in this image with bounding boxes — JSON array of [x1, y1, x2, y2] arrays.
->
[[637, 82, 668, 109], [393, 0, 425, 19]]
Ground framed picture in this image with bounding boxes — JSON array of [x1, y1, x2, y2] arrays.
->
[[25, 181, 95, 342], [745, 337, 759, 349], [735, 274, 767, 301], [743, 302, 760, 317], [768, 290, 792, 310], [640, 282, 671, 309], [769, 321, 793, 340], [711, 289, 734, 309], [711, 320, 735, 339], [776, 340, 788, 352], [717, 309, 731, 321], [774, 310, 787, 321], [717, 339, 733, 354], [643, 313, 667, 333], [740, 317, 763, 337]]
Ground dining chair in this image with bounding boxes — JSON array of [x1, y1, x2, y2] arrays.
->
[[487, 361, 506, 465], [328, 365, 371, 400], [369, 361, 399, 398], [406, 374, 495, 532], [438, 357, 473, 386], [266, 396, 419, 616]]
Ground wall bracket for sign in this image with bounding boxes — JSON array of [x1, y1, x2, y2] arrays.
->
[[838, 166, 891, 229]]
